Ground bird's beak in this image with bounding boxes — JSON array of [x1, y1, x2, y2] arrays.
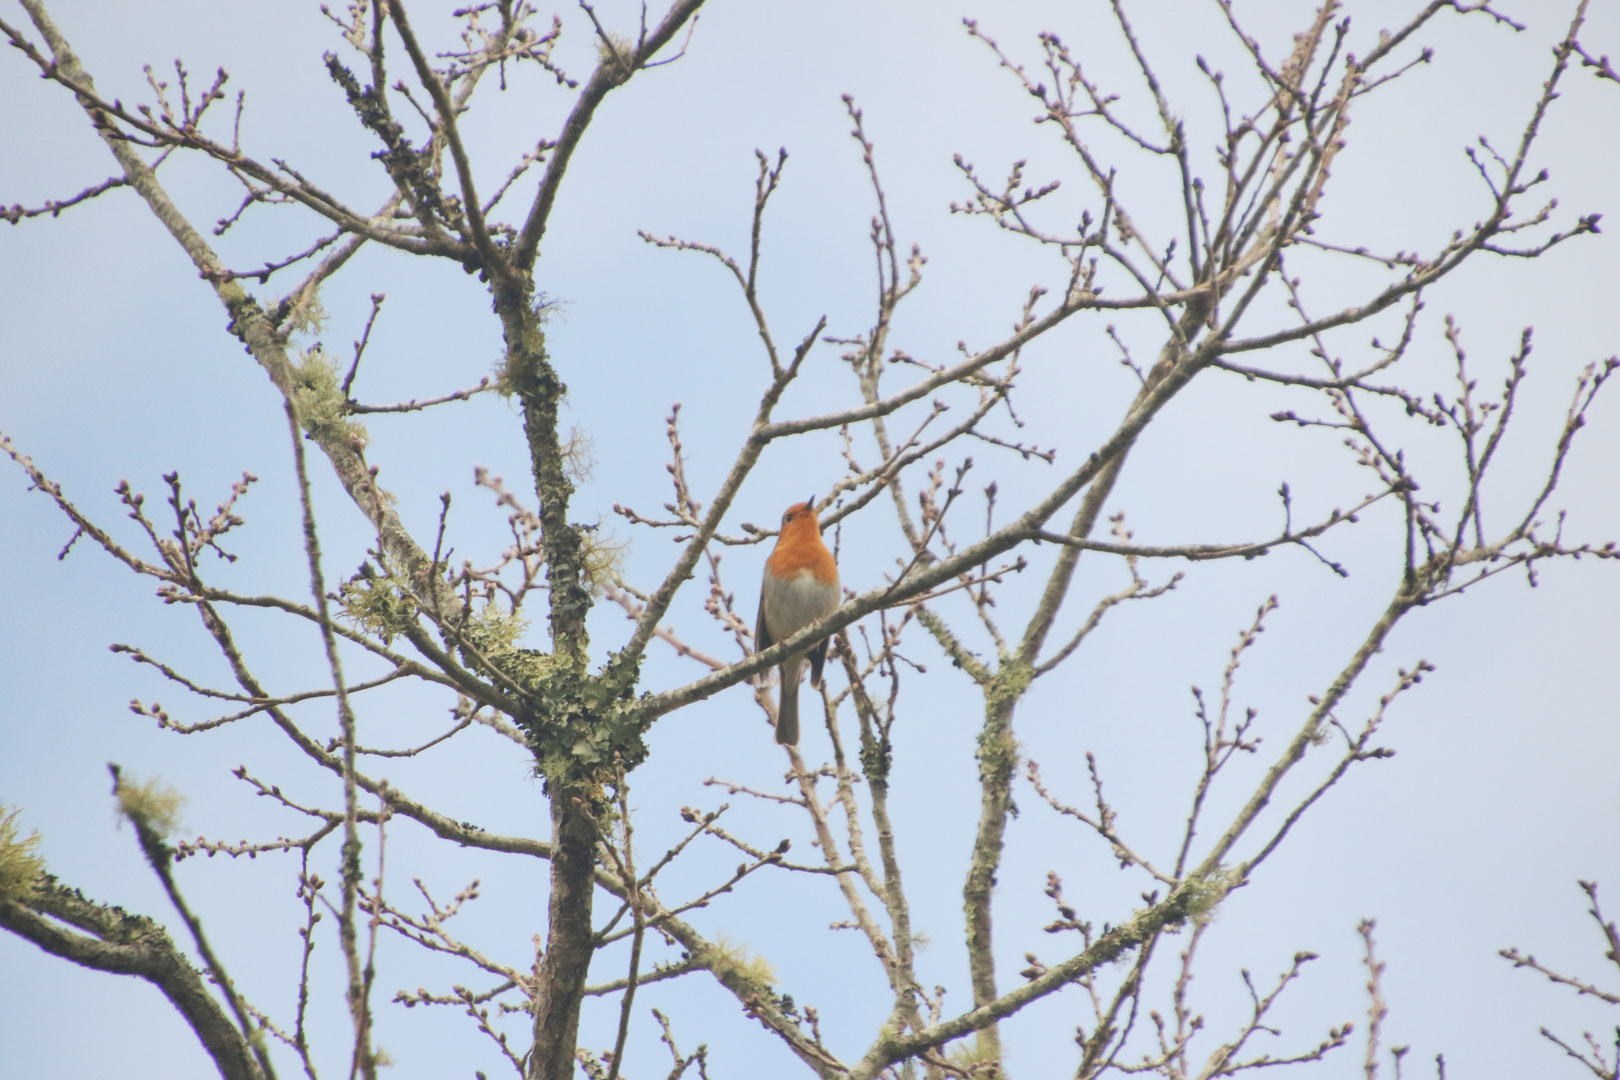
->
[[806, 494, 817, 515]]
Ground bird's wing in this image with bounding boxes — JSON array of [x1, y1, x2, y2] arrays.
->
[[755, 583, 773, 654], [807, 637, 828, 688]]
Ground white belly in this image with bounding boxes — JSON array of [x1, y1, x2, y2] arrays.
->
[[764, 567, 839, 642]]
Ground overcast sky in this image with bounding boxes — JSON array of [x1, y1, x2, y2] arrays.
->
[[2, 1, 1618, 1078]]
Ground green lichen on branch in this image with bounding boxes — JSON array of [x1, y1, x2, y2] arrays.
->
[[560, 424, 596, 484], [712, 933, 777, 987], [553, 424, 630, 597], [463, 602, 530, 654], [459, 602, 561, 689], [115, 774, 185, 838], [595, 31, 635, 69], [491, 293, 562, 398], [285, 290, 327, 337], [1114, 868, 1242, 941], [0, 806, 45, 902], [858, 720, 894, 786], [476, 287, 655, 802], [974, 724, 1020, 787], [976, 662, 1032, 781], [290, 345, 367, 444], [322, 53, 458, 233], [946, 1032, 999, 1072], [340, 546, 649, 786], [525, 656, 646, 781], [426, 592, 647, 783], [579, 529, 629, 597], [338, 561, 418, 645], [1177, 866, 1243, 927]]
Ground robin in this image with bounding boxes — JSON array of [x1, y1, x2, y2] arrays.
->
[[755, 497, 840, 746]]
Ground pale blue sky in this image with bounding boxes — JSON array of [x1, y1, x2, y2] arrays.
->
[[2, 1, 1617, 1077]]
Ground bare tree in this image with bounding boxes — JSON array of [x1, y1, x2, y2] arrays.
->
[[1501, 882, 1620, 1080], [1, 1, 1615, 1079]]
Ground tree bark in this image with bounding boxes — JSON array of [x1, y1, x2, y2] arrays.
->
[[527, 792, 599, 1080], [0, 882, 266, 1080]]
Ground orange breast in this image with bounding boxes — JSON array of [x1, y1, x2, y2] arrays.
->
[[768, 520, 838, 585]]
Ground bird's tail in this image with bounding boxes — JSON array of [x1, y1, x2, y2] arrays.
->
[[775, 656, 802, 746]]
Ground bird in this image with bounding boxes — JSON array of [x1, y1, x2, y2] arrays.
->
[[755, 497, 840, 746]]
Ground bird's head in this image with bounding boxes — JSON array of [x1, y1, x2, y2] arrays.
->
[[780, 497, 819, 531]]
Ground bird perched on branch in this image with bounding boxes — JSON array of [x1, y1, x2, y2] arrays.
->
[[756, 498, 840, 746]]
